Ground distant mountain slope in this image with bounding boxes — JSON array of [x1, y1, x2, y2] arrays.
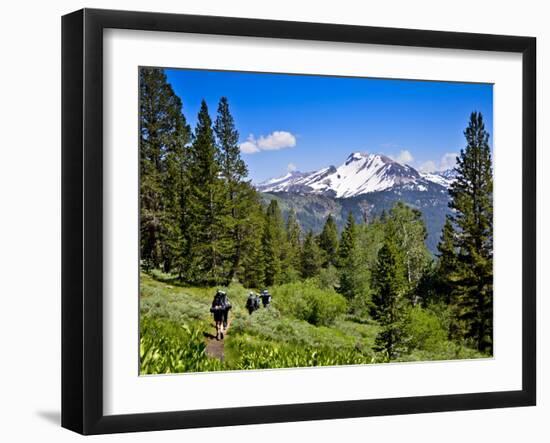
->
[[419, 169, 457, 188], [257, 152, 455, 197], [257, 152, 457, 253], [261, 186, 450, 254]]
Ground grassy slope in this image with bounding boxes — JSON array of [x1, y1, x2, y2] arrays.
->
[[140, 273, 381, 373], [140, 272, 486, 374]]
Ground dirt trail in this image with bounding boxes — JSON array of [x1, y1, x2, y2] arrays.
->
[[205, 317, 232, 361]]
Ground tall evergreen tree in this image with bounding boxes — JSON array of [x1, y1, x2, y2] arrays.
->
[[338, 212, 363, 300], [214, 97, 250, 278], [185, 100, 230, 285], [139, 67, 189, 271], [214, 97, 247, 181], [318, 214, 339, 267], [162, 124, 191, 276], [434, 217, 458, 305], [385, 202, 431, 303], [261, 200, 286, 286], [285, 208, 302, 272], [371, 238, 409, 359], [445, 111, 494, 353], [238, 189, 266, 288], [301, 231, 322, 279]]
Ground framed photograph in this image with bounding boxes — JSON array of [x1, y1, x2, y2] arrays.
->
[[62, 8, 536, 435]]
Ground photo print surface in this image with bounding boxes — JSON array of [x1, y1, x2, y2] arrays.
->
[[139, 67, 494, 374]]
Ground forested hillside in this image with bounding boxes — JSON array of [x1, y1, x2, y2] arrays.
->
[[139, 67, 494, 373], [260, 185, 451, 254]]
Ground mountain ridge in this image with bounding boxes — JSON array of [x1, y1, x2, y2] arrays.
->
[[256, 152, 456, 197], [256, 152, 457, 253]]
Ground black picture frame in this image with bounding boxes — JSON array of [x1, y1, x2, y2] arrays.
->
[[61, 8, 536, 435]]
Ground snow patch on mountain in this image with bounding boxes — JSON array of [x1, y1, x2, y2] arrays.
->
[[420, 172, 450, 188], [257, 152, 457, 198]]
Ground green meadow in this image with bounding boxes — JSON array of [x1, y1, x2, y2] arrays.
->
[[140, 272, 485, 375]]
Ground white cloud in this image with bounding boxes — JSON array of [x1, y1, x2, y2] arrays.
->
[[418, 160, 437, 173], [440, 152, 458, 170], [258, 131, 297, 150], [287, 162, 297, 172], [239, 136, 260, 154], [239, 131, 297, 154], [388, 149, 414, 165], [419, 152, 459, 173], [385, 148, 458, 173], [394, 150, 414, 165]]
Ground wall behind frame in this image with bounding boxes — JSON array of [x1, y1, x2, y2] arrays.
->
[[0, 0, 546, 441]]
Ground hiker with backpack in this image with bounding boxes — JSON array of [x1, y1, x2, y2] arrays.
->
[[210, 290, 231, 340], [246, 292, 260, 315], [259, 289, 271, 308], [221, 291, 232, 330]]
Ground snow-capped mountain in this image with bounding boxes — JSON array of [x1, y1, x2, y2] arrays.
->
[[438, 168, 458, 180], [257, 152, 455, 198], [419, 169, 456, 188]]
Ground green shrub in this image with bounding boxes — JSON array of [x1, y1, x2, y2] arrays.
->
[[404, 305, 448, 353], [348, 290, 374, 319], [231, 307, 374, 352], [271, 280, 348, 326], [315, 265, 340, 290], [398, 342, 489, 362]]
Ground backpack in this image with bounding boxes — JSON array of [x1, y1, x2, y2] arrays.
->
[[223, 295, 232, 310], [210, 294, 224, 312]]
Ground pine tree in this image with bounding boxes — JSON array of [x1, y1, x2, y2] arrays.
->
[[371, 238, 409, 359], [318, 214, 339, 267], [163, 126, 191, 276], [214, 97, 247, 181], [338, 212, 363, 300], [385, 202, 431, 303], [139, 67, 189, 271], [261, 200, 286, 286], [214, 97, 250, 278], [301, 231, 322, 278], [445, 111, 494, 353], [435, 217, 458, 305], [185, 100, 230, 285], [285, 208, 302, 273], [238, 189, 266, 288]]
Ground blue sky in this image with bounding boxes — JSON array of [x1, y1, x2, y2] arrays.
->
[[165, 68, 493, 183]]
